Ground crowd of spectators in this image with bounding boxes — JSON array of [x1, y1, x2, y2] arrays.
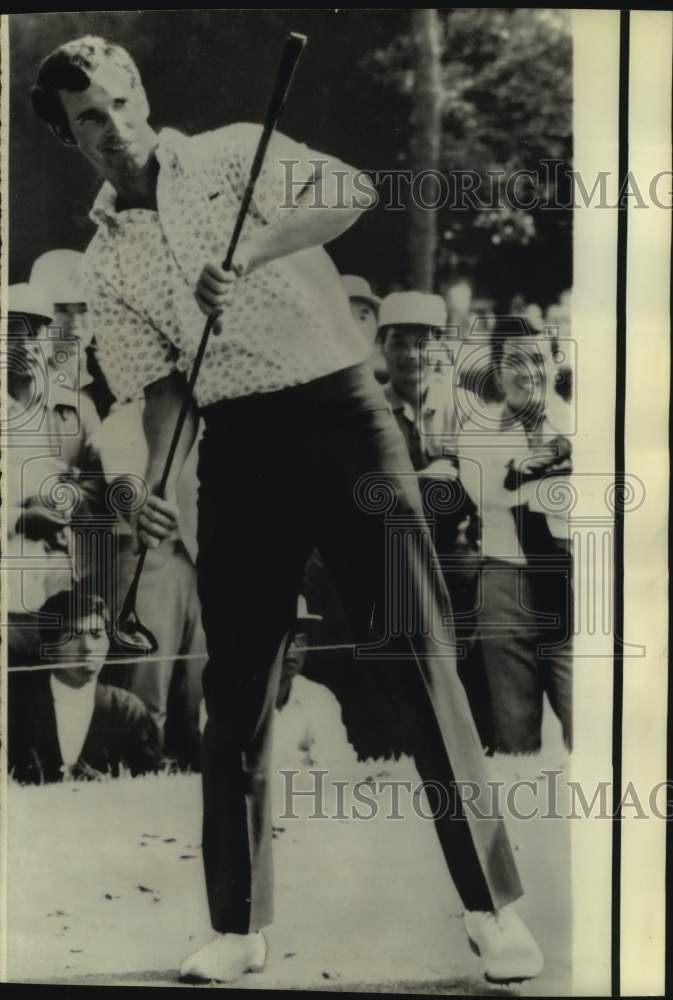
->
[[5, 247, 573, 783]]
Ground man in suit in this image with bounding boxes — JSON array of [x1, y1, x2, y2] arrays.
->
[[8, 586, 163, 784]]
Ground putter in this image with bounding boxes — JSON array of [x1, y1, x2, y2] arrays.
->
[[115, 31, 308, 654]]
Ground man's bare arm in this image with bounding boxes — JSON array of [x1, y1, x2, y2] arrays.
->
[[135, 371, 198, 549], [195, 165, 376, 315], [243, 164, 377, 271]]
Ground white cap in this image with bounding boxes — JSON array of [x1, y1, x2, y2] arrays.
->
[[379, 291, 447, 330], [30, 249, 87, 305], [341, 274, 380, 310], [8, 283, 53, 324]]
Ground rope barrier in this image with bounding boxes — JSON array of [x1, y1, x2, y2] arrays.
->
[[8, 642, 358, 674]]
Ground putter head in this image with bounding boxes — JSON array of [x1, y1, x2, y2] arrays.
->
[[114, 607, 158, 656]]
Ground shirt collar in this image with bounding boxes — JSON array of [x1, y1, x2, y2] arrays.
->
[[89, 180, 120, 230], [50, 671, 96, 702], [497, 403, 558, 436], [89, 128, 188, 231], [384, 380, 441, 424]]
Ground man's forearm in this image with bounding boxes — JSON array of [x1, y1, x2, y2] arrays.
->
[[245, 169, 376, 271], [143, 371, 198, 494]]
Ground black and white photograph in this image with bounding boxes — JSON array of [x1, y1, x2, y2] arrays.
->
[[0, 8, 669, 995]]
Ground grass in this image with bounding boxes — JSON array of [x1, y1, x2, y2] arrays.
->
[[5, 682, 571, 993]]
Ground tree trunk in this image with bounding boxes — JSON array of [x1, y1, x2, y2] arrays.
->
[[408, 9, 442, 292]]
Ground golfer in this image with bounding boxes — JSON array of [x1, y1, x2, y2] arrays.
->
[[32, 36, 543, 984]]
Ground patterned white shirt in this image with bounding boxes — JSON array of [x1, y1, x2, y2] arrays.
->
[[82, 125, 370, 407]]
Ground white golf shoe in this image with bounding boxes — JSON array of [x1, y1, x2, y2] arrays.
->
[[179, 930, 267, 983], [464, 904, 544, 983]]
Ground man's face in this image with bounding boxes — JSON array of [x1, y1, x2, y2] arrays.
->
[[498, 337, 546, 418], [59, 61, 154, 176], [382, 326, 432, 397], [349, 298, 379, 344], [55, 614, 109, 688], [50, 304, 92, 386], [52, 303, 92, 347]]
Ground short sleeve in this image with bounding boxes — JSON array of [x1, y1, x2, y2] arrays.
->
[[209, 123, 357, 224], [252, 128, 322, 222], [84, 270, 177, 403]]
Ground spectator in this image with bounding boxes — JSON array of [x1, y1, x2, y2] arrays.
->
[[444, 277, 474, 330], [378, 290, 484, 730], [6, 283, 106, 662], [379, 291, 460, 473], [30, 249, 116, 418], [457, 318, 573, 755], [341, 274, 387, 383], [93, 400, 206, 771], [8, 585, 164, 783]]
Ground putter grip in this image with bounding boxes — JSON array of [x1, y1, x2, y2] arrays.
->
[[223, 32, 307, 271], [258, 32, 307, 147]]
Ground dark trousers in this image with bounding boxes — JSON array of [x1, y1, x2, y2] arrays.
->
[[197, 363, 523, 934]]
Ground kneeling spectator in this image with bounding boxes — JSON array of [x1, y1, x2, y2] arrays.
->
[[9, 586, 164, 784]]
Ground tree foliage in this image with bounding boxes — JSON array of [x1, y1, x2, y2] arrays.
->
[[366, 8, 573, 298]]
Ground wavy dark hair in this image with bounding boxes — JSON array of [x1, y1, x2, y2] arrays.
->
[[39, 582, 110, 646], [31, 35, 141, 146]]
